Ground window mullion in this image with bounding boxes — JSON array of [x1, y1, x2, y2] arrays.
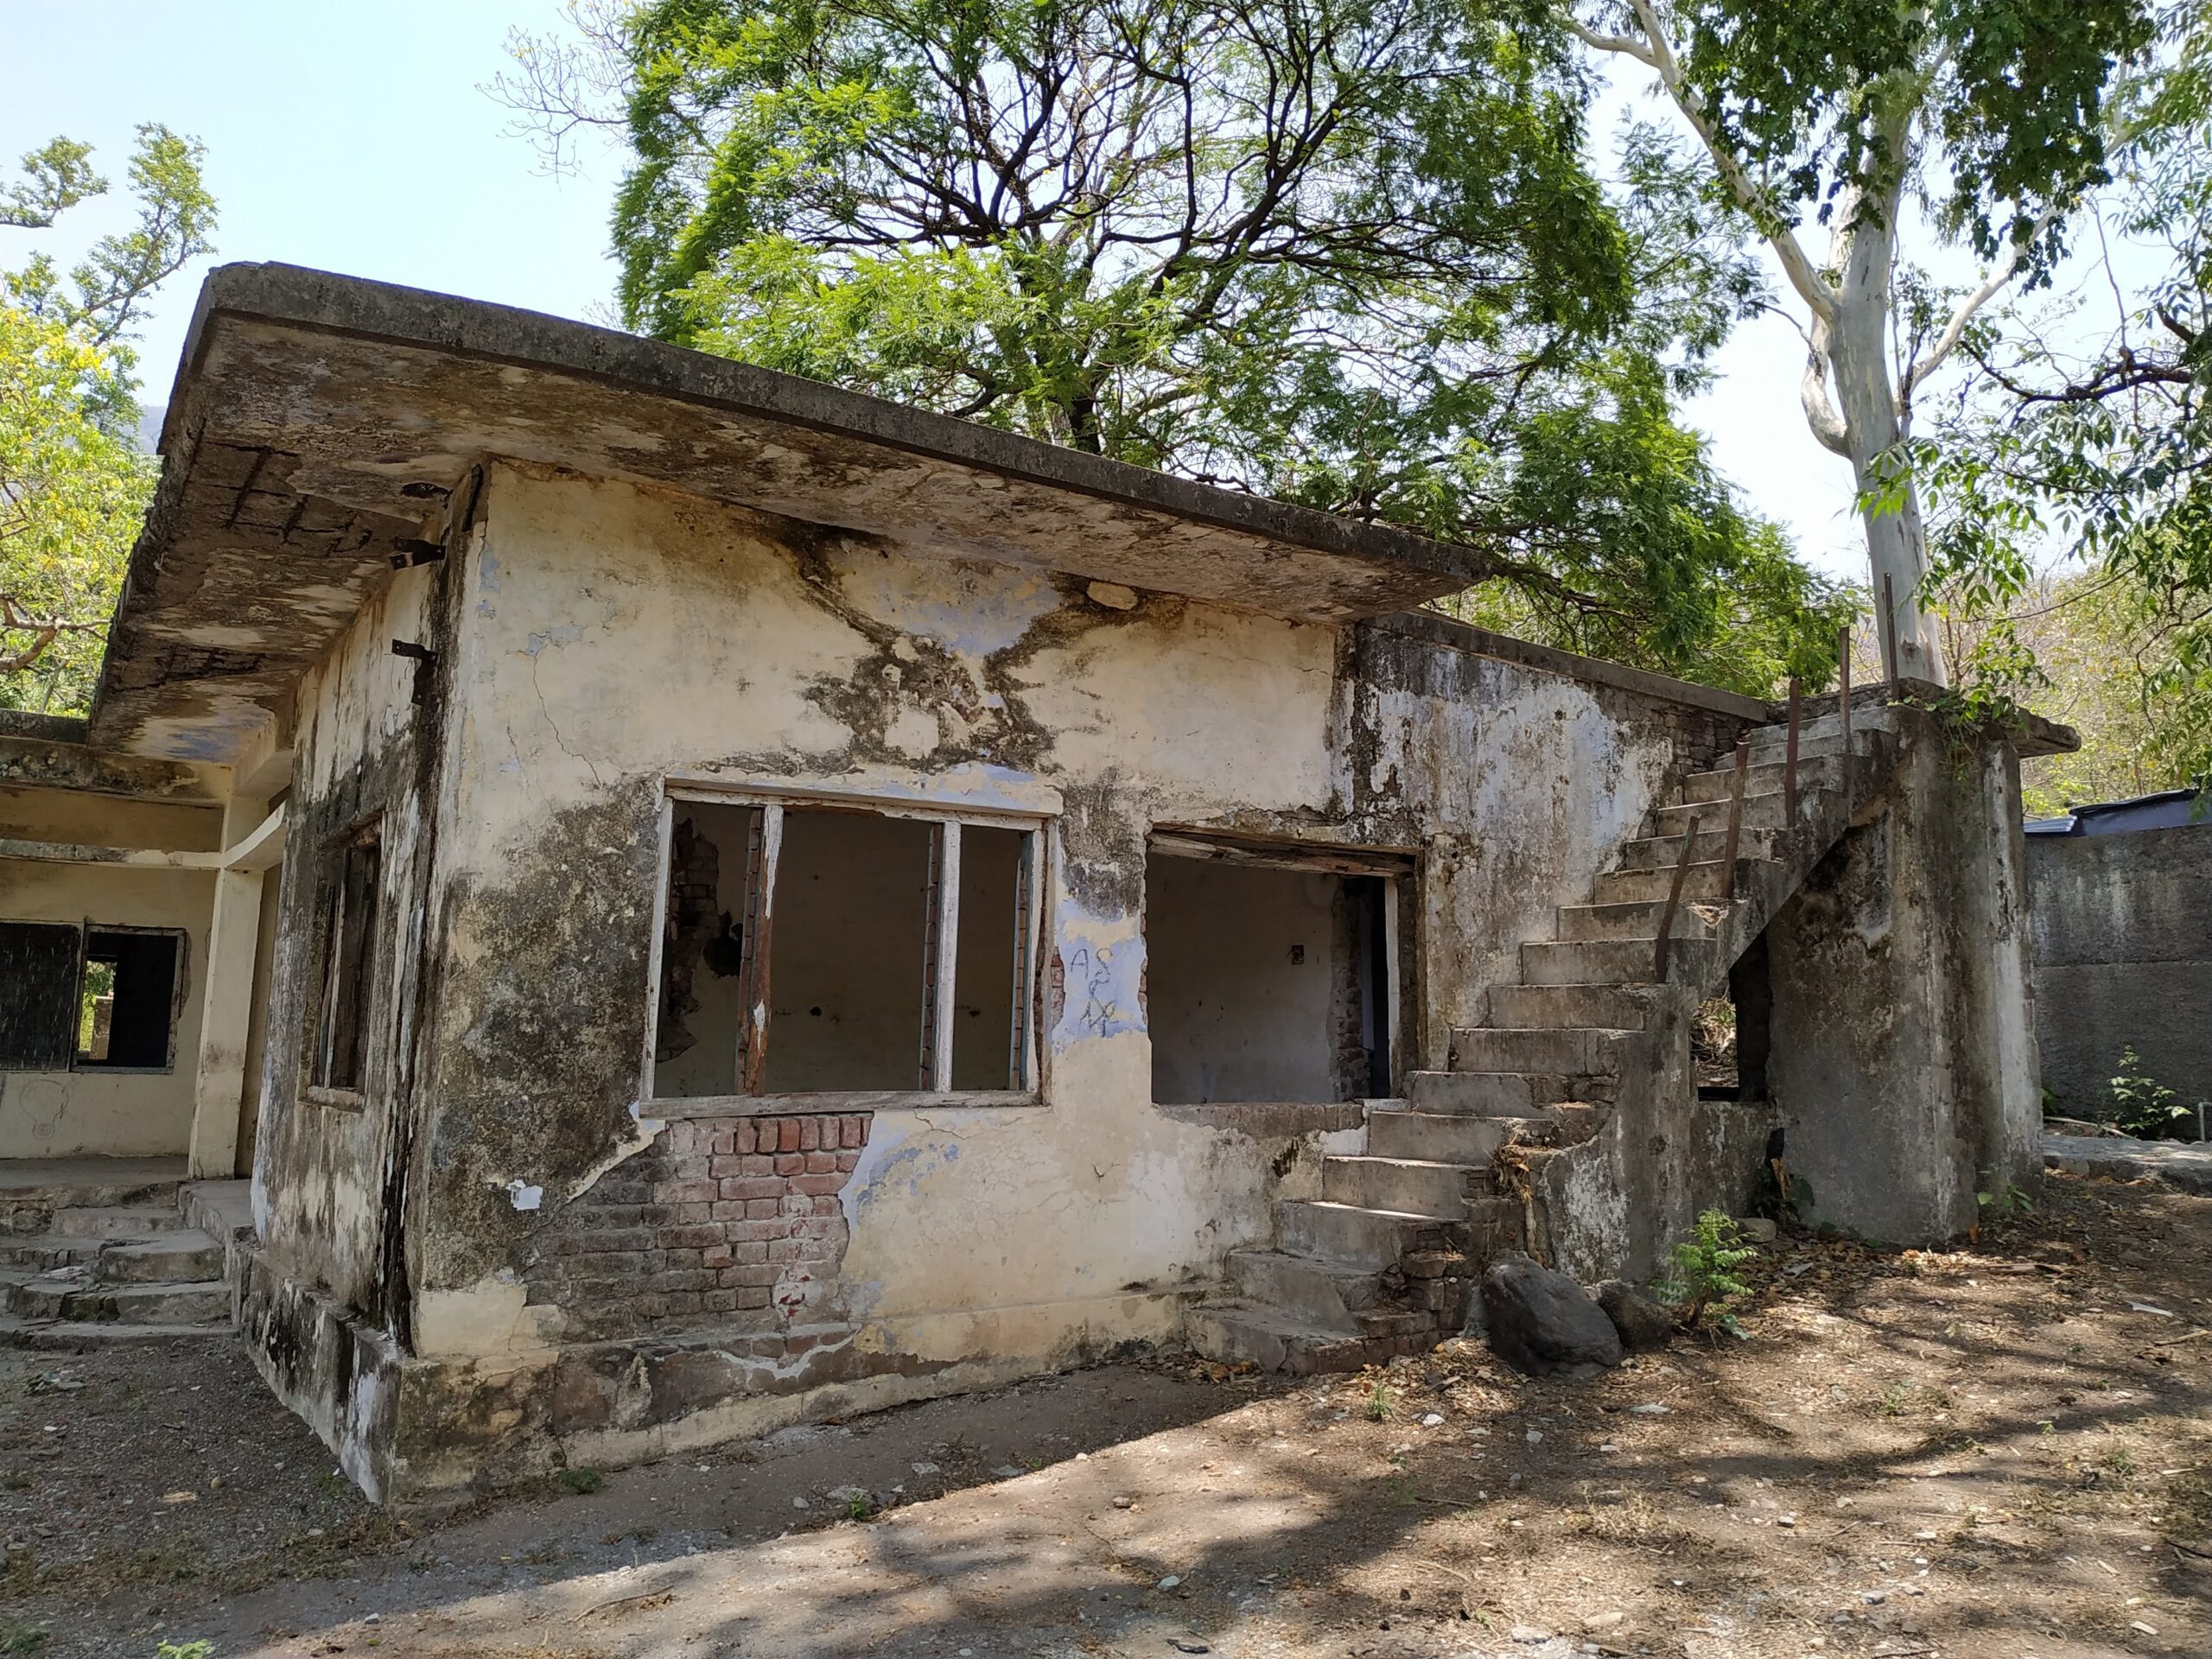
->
[[927, 819, 962, 1093], [741, 803, 784, 1096]]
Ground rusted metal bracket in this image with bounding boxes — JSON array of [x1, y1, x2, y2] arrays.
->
[[391, 639, 434, 705], [1653, 810, 1700, 983], [1880, 571, 1902, 689]]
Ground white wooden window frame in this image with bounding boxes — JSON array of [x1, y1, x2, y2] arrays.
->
[[643, 779, 1051, 1116]]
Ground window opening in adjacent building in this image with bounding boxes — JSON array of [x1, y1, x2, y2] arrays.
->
[[0, 921, 185, 1073]]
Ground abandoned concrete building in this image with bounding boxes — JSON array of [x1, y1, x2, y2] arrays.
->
[[0, 264, 2065, 1506]]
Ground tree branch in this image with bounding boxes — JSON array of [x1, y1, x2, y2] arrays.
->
[[1592, 4, 1831, 327], [1899, 224, 2047, 404]]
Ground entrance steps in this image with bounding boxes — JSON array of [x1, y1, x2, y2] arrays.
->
[[1189, 698, 1903, 1371], [0, 1162, 248, 1345]]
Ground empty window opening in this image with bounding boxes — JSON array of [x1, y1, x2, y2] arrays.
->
[[315, 829, 383, 1094], [1145, 848, 1395, 1105], [654, 801, 762, 1098], [950, 824, 1028, 1092], [77, 929, 182, 1070], [763, 809, 934, 1094], [651, 797, 1039, 1101], [0, 922, 184, 1073]]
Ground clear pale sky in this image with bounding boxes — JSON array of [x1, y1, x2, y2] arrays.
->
[[3, 1, 2008, 586]]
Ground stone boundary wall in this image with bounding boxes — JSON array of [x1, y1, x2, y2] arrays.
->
[[520, 1113, 871, 1341], [2027, 823, 2212, 1116]]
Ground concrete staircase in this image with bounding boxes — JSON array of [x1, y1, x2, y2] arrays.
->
[[1190, 700, 1899, 1372], [0, 1164, 248, 1345]]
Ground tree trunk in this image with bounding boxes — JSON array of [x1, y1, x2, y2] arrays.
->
[[1821, 197, 1949, 688]]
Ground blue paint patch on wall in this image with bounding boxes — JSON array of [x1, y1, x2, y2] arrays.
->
[[1053, 934, 1146, 1052], [853, 1136, 962, 1208]]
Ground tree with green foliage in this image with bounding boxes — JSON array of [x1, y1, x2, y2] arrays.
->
[[497, 0, 1853, 695], [1911, 3, 2212, 791], [1566, 0, 2157, 689], [1, 126, 216, 713]]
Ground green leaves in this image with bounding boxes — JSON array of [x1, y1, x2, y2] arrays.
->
[[1664, 0, 2153, 272], [509, 0, 1849, 692], [0, 126, 215, 714]]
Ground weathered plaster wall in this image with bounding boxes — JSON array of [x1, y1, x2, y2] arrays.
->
[[1764, 728, 2044, 1242], [250, 558, 445, 1313], [2026, 822, 2212, 1116], [250, 463, 1751, 1501], [0, 855, 213, 1158]]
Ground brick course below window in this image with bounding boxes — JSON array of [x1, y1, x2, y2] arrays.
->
[[522, 1113, 872, 1341]]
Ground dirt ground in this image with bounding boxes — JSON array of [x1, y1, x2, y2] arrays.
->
[[4, 1171, 2210, 1659]]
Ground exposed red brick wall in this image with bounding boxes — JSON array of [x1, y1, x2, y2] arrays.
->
[[521, 1112, 871, 1341]]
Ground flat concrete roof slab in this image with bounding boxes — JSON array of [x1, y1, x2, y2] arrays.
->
[[92, 264, 1491, 760]]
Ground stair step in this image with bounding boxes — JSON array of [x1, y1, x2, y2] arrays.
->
[[3, 1273, 228, 1325], [1448, 1027, 1637, 1077], [0, 1236, 99, 1272], [1367, 1108, 1512, 1165], [1618, 826, 1782, 871], [98, 1230, 224, 1285], [1521, 938, 1705, 988], [1228, 1250, 1377, 1331], [1652, 790, 1811, 836], [1407, 1071, 1536, 1116], [1278, 1200, 1456, 1268], [1681, 754, 1847, 804], [1186, 1300, 1378, 1376], [0, 1315, 234, 1350], [1323, 1154, 1488, 1217], [1556, 899, 1721, 943], [53, 1205, 185, 1240], [1484, 983, 1656, 1031], [1747, 707, 1893, 753], [1592, 862, 1749, 906]]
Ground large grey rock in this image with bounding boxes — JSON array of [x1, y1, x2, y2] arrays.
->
[[1480, 1251, 1623, 1376], [1593, 1280, 1675, 1351]]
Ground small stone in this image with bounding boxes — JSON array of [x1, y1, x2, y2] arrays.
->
[[1111, 1495, 1135, 1509], [1158, 1575, 1181, 1590], [1085, 581, 1141, 611], [1776, 1514, 1796, 1527], [2132, 1619, 2161, 1635], [1736, 1217, 1778, 1243], [362, 1614, 381, 1626], [1859, 1591, 1885, 1605], [1421, 1413, 1446, 1427], [992, 1465, 1024, 1478], [791, 1497, 810, 1510], [1629, 1402, 1669, 1415], [910, 1462, 939, 1475], [1527, 1429, 1543, 1445]]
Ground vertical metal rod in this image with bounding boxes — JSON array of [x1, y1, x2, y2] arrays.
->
[[1784, 677, 1802, 826], [1838, 624, 1853, 753], [1719, 738, 1750, 899], [1653, 810, 1701, 983], [1881, 571, 1902, 688]]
